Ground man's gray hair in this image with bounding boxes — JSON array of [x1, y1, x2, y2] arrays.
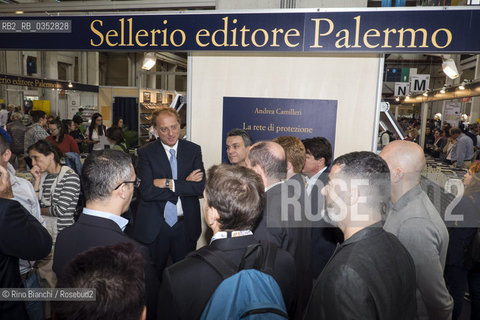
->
[[81, 150, 132, 202]]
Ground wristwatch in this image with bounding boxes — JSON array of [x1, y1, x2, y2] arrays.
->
[[165, 179, 170, 189]]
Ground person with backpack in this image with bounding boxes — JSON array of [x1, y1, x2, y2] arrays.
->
[[158, 164, 297, 320], [444, 162, 480, 319]]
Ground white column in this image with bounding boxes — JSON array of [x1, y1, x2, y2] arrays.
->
[[420, 102, 428, 149], [167, 64, 177, 91], [43, 52, 58, 116], [6, 51, 23, 106], [87, 52, 99, 85]]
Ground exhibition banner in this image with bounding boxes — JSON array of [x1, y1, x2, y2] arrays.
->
[[0, 8, 479, 52], [444, 100, 461, 127], [0, 73, 99, 92], [222, 97, 337, 163]]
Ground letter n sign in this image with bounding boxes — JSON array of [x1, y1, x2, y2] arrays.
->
[[409, 74, 430, 93], [394, 82, 409, 97]]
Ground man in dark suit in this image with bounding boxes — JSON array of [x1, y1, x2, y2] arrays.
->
[[53, 150, 158, 320], [273, 136, 313, 311], [0, 165, 52, 319], [133, 107, 205, 279], [302, 137, 343, 279], [247, 140, 310, 319], [158, 164, 296, 320]]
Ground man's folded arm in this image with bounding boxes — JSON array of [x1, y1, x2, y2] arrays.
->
[[0, 199, 52, 260]]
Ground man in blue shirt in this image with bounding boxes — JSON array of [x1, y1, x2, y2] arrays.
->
[[450, 127, 474, 169]]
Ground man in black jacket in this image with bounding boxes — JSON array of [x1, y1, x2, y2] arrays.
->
[[53, 150, 159, 320], [158, 164, 296, 320], [304, 151, 416, 320], [246, 140, 310, 319], [302, 137, 343, 280], [0, 165, 52, 319]]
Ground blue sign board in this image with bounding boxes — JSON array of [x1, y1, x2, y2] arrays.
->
[[0, 8, 479, 52], [222, 97, 337, 163]]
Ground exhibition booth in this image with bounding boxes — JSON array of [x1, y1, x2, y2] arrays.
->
[[0, 7, 479, 171]]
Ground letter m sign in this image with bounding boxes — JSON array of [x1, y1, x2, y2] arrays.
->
[[409, 74, 430, 93]]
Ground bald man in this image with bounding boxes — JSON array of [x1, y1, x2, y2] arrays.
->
[[380, 141, 453, 320], [246, 141, 311, 319]]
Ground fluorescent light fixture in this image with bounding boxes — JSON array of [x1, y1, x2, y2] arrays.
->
[[15, 10, 23, 14], [440, 86, 446, 94], [142, 52, 156, 70], [442, 58, 459, 79]]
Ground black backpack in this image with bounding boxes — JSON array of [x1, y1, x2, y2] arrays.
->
[[192, 242, 289, 320]]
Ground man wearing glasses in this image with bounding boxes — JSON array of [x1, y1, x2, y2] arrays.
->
[[53, 150, 159, 320], [133, 107, 205, 281]]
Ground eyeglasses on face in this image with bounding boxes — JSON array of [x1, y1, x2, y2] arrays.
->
[[114, 177, 141, 190]]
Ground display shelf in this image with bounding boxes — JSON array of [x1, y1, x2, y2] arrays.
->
[[138, 89, 177, 146]]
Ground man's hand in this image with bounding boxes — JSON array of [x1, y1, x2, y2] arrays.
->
[[0, 165, 13, 199], [186, 169, 203, 182], [154, 178, 170, 189]]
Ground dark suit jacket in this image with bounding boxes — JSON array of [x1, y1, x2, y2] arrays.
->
[[53, 213, 159, 320], [133, 139, 205, 244], [254, 180, 312, 319], [157, 235, 296, 320], [0, 198, 52, 320], [308, 171, 344, 279]]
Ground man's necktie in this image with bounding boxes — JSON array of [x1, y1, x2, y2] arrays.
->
[[164, 149, 178, 227]]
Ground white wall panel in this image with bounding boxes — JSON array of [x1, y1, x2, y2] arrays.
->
[[190, 52, 381, 172]]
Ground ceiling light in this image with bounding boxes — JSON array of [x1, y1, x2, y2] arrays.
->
[[423, 91, 428, 97], [15, 11, 23, 14], [440, 86, 446, 94], [68, 81, 73, 88], [458, 81, 468, 90], [395, 97, 400, 102], [405, 95, 410, 101], [442, 58, 459, 79], [142, 52, 156, 70]]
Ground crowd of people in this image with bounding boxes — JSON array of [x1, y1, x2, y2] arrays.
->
[[380, 117, 480, 168], [0, 105, 480, 320]]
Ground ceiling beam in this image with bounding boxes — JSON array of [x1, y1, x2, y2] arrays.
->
[[0, 0, 215, 15]]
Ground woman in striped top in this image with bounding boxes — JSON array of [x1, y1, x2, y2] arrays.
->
[[28, 140, 80, 235]]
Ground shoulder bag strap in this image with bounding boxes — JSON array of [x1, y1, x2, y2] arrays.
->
[[191, 248, 238, 280], [40, 166, 72, 206], [259, 241, 278, 275]]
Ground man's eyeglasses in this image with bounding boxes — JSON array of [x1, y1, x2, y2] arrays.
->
[[114, 178, 141, 190]]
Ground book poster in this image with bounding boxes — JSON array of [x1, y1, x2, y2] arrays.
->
[[222, 97, 337, 163]]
